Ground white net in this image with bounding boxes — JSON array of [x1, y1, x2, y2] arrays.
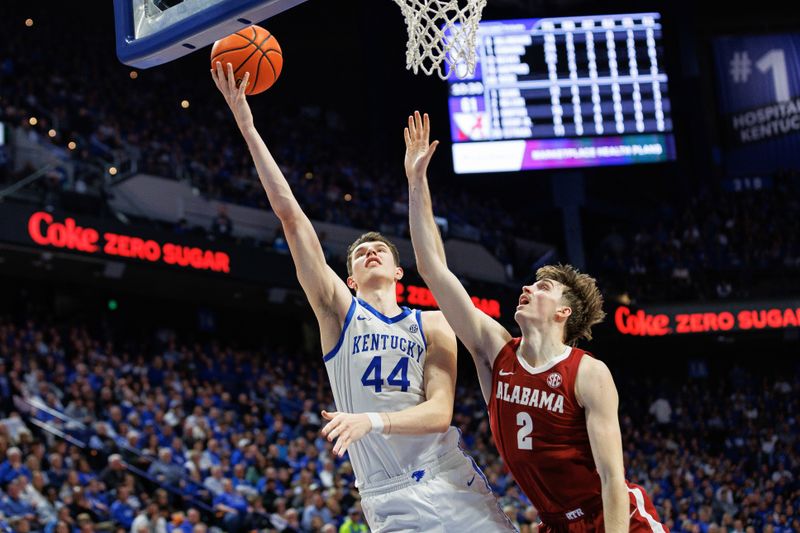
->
[[393, 0, 487, 80]]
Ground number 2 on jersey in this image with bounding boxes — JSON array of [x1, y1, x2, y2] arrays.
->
[[361, 356, 410, 392], [517, 412, 534, 450]]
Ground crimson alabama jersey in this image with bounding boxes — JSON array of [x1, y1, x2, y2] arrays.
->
[[488, 338, 667, 531]]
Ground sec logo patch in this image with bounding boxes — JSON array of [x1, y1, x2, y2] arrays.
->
[[547, 372, 562, 389]]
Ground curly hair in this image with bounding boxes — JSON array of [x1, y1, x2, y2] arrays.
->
[[536, 264, 606, 345]]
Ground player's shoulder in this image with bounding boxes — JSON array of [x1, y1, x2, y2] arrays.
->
[[576, 351, 611, 379], [575, 352, 616, 407], [418, 310, 456, 345], [418, 309, 451, 330]]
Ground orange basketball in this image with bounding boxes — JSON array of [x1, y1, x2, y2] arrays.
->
[[210, 25, 283, 95]]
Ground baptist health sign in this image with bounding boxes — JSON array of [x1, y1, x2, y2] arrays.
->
[[713, 34, 800, 175]]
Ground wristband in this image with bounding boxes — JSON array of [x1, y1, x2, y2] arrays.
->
[[366, 412, 384, 433]]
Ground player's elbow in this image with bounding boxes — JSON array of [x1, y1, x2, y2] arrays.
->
[[414, 256, 435, 278], [598, 469, 627, 491], [415, 259, 446, 285], [268, 189, 303, 223], [430, 419, 451, 433], [430, 405, 453, 433], [278, 211, 311, 238], [273, 203, 301, 225]]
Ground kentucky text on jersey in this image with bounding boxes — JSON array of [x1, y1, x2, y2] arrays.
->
[[351, 333, 424, 362], [495, 381, 565, 414]]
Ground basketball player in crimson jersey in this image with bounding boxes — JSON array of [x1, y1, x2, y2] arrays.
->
[[403, 111, 668, 533]]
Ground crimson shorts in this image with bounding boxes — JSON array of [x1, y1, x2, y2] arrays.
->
[[539, 483, 669, 533]]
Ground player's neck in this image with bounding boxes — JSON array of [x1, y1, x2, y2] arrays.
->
[[356, 287, 402, 317], [517, 328, 568, 368]]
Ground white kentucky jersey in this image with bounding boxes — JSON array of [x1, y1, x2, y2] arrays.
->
[[323, 297, 460, 488]]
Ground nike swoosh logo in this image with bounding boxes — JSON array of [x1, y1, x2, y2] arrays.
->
[[499, 370, 514, 376], [356, 316, 367, 321], [467, 475, 476, 487]]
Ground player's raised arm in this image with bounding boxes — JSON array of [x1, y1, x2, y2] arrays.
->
[[211, 63, 351, 325], [320, 312, 456, 457], [576, 357, 629, 533], [404, 111, 510, 363]]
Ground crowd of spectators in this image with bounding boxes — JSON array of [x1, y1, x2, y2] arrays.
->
[[592, 171, 800, 304], [0, 311, 797, 533], [2, 6, 800, 302], [0, 8, 540, 268]]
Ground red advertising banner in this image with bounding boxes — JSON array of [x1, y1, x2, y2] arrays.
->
[[8, 208, 504, 316], [395, 281, 502, 318], [26, 211, 231, 274], [615, 302, 800, 336]]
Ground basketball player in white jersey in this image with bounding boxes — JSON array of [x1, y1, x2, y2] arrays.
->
[[212, 63, 515, 532]]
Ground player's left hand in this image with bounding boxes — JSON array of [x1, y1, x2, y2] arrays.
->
[[321, 410, 373, 457], [404, 110, 439, 182]]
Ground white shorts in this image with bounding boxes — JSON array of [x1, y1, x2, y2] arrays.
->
[[359, 449, 518, 533]]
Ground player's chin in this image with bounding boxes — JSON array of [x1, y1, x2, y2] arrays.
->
[[514, 308, 537, 325], [363, 269, 392, 281]]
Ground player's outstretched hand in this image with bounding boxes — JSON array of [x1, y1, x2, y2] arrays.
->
[[211, 61, 254, 130], [320, 410, 372, 458], [404, 110, 439, 182]]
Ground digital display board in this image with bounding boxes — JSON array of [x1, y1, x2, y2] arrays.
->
[[448, 13, 676, 173]]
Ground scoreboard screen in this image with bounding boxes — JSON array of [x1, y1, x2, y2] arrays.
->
[[448, 13, 677, 174]]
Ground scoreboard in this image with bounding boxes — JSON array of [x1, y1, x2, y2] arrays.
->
[[448, 13, 677, 173]]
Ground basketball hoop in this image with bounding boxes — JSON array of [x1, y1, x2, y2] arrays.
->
[[392, 0, 487, 80]]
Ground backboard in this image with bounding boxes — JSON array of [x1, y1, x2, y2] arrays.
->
[[114, 0, 308, 68]]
